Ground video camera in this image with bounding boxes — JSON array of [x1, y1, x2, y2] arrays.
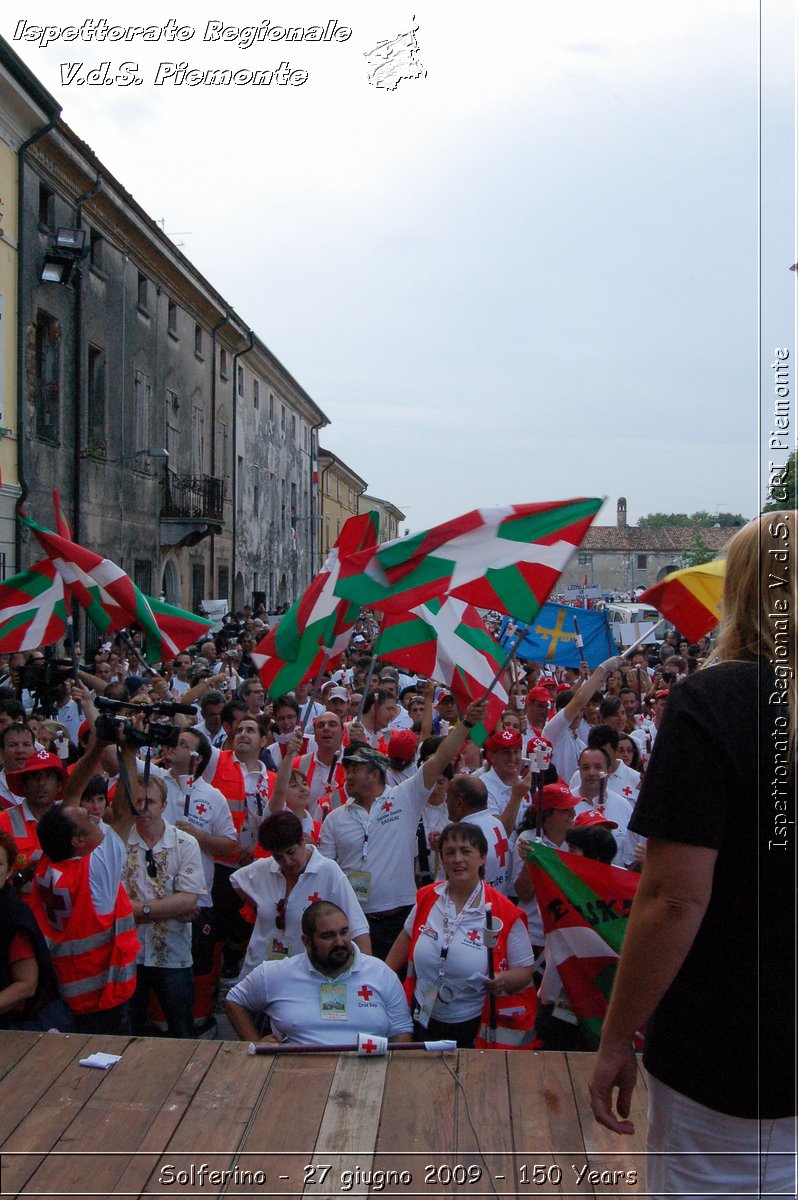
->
[[15, 657, 74, 714], [94, 696, 195, 750]]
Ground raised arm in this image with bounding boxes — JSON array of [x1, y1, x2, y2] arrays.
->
[[420, 699, 488, 788]]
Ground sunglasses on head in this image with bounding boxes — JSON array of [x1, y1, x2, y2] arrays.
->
[[144, 848, 158, 879]]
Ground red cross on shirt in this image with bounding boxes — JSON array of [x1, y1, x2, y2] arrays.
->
[[382, 801, 393, 812], [467, 929, 481, 943], [361, 1038, 378, 1053], [307, 891, 322, 904], [622, 786, 633, 798], [358, 985, 374, 1001], [493, 827, 509, 866], [195, 803, 207, 815]]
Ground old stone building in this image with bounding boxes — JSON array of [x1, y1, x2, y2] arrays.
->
[[560, 498, 736, 594], [317, 446, 368, 568]]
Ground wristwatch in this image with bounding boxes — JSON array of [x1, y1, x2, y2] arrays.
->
[[141, 904, 152, 921]]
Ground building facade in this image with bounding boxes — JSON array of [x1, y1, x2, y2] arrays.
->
[[360, 494, 405, 544], [317, 446, 367, 568], [560, 498, 736, 594]]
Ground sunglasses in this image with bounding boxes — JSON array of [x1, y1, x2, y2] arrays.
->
[[275, 897, 286, 931], [144, 848, 158, 879]]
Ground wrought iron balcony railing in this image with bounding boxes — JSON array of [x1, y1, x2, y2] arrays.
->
[[161, 474, 224, 522]]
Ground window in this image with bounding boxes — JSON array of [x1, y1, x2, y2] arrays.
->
[[253, 379, 260, 409], [38, 183, 55, 229], [35, 310, 60, 443], [191, 405, 205, 475], [253, 484, 259, 515], [218, 567, 229, 602], [578, 554, 593, 566], [133, 370, 151, 454], [87, 345, 106, 451], [637, 554, 648, 570], [237, 365, 244, 397], [166, 390, 180, 463], [269, 391, 274, 420], [291, 414, 296, 438], [219, 348, 229, 379], [89, 228, 104, 271], [137, 272, 149, 311], [281, 406, 286, 432], [194, 324, 203, 356], [236, 455, 244, 516], [191, 564, 205, 613], [167, 300, 178, 336], [216, 421, 229, 477], [133, 559, 152, 595]]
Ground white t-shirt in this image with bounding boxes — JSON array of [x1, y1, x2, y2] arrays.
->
[[318, 769, 433, 913], [88, 824, 128, 914], [226, 944, 413, 1045], [161, 773, 237, 899], [404, 882, 533, 1023], [231, 846, 369, 978], [571, 786, 637, 867], [542, 709, 585, 784], [482, 766, 513, 819], [458, 810, 513, 894]]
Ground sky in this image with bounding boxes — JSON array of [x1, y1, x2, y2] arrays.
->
[[4, 1, 796, 534]]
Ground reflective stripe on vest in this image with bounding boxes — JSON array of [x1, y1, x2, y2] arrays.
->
[[46, 912, 137, 958], [58, 959, 138, 999], [477, 1020, 538, 1048], [5, 805, 26, 839]]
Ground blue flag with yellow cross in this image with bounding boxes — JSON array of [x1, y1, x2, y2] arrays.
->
[[498, 603, 617, 669]]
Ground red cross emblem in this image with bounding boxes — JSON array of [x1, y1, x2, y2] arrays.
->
[[382, 801, 393, 812], [195, 803, 207, 815], [493, 828, 509, 866], [361, 1038, 378, 1054], [622, 786, 633, 798], [35, 865, 73, 932], [467, 929, 481, 943], [307, 891, 322, 904], [358, 985, 374, 1001]]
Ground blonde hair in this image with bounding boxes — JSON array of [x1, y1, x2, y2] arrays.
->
[[708, 511, 796, 751]]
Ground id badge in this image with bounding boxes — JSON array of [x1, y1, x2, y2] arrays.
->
[[319, 983, 348, 1021], [350, 869, 371, 903], [553, 991, 577, 1025], [416, 982, 439, 1029], [267, 936, 291, 961]]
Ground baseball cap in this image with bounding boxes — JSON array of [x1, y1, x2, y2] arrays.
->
[[388, 730, 419, 761], [535, 782, 578, 811], [342, 744, 390, 773], [7, 749, 68, 794], [484, 728, 523, 753], [528, 685, 553, 703], [572, 809, 618, 830]]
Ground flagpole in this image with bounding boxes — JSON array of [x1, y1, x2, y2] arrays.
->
[[298, 648, 332, 736], [247, 1040, 456, 1056], [619, 618, 665, 658], [478, 621, 530, 703], [64, 615, 81, 684], [355, 649, 379, 720]]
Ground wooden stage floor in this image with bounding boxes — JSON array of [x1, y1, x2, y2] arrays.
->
[[0, 1031, 649, 1199]]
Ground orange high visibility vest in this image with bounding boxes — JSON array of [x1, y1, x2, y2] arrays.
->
[[209, 751, 246, 865], [31, 855, 138, 1015]]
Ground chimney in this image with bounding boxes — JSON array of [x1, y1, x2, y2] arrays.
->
[[617, 497, 627, 529]]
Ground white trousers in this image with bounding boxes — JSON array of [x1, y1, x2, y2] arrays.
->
[[646, 1074, 796, 1199]]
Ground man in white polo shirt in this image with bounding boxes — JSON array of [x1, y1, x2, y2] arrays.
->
[[319, 700, 487, 958], [224, 901, 412, 1046]]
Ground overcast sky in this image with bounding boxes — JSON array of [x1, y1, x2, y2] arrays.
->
[[6, 1, 795, 533]]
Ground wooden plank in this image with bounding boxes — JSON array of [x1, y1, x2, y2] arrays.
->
[[0, 1032, 91, 1144], [135, 1039, 275, 1197], [1, 1035, 133, 1196], [508, 1051, 594, 1198], [19, 1036, 216, 1200], [0, 1031, 43, 1084], [230, 1052, 339, 1198], [455, 1051, 515, 1199], [302, 1052, 388, 1199], [565, 1053, 647, 1195], [373, 1050, 459, 1199], [100, 1039, 221, 1200]]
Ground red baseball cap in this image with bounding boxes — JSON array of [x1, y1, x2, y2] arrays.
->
[[484, 728, 523, 753], [388, 730, 419, 760], [528, 685, 552, 703], [6, 749, 68, 795], [572, 809, 618, 830], [535, 782, 578, 811]]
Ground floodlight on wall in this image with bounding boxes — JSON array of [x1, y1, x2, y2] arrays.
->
[[122, 447, 169, 462], [40, 227, 90, 285]]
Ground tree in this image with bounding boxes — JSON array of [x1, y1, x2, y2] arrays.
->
[[682, 534, 716, 568], [637, 511, 747, 528], [763, 450, 796, 512]]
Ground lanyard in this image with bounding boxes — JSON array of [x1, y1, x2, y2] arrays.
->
[[350, 801, 376, 862], [437, 882, 483, 978], [182, 775, 195, 818]]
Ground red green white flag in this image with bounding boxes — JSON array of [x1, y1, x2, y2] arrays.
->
[[376, 598, 508, 743], [0, 560, 68, 652], [334, 499, 602, 618], [525, 842, 639, 1049], [19, 515, 212, 661], [251, 512, 379, 695]]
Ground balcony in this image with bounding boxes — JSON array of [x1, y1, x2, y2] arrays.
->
[[160, 474, 224, 547]]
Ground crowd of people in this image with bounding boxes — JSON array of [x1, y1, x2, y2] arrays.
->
[[0, 512, 794, 1197]]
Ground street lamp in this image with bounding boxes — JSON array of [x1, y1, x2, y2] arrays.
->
[[40, 228, 89, 285]]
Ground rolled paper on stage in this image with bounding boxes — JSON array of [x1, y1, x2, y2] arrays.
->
[[247, 1039, 458, 1056]]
